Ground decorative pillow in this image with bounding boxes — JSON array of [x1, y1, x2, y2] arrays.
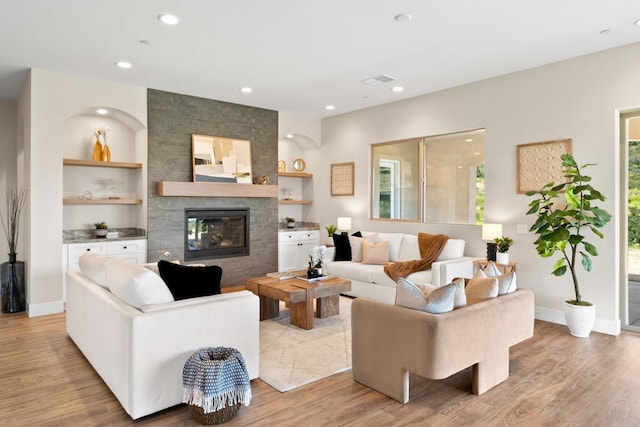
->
[[371, 232, 404, 261], [349, 236, 364, 262], [362, 240, 389, 265], [395, 278, 457, 314], [352, 231, 363, 238], [465, 270, 499, 305], [332, 233, 352, 261], [436, 239, 466, 261], [79, 253, 115, 288], [158, 260, 222, 300], [105, 259, 174, 309], [450, 277, 467, 308], [482, 261, 502, 277], [495, 272, 517, 295], [480, 262, 517, 295], [350, 234, 377, 263]]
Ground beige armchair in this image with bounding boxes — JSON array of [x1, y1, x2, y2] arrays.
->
[[351, 288, 535, 402]]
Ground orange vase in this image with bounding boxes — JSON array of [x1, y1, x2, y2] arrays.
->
[[92, 139, 103, 161], [102, 144, 111, 162]]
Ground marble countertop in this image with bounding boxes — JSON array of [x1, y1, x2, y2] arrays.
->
[[278, 222, 320, 232], [63, 228, 146, 244]]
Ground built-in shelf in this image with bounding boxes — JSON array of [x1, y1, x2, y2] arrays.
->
[[63, 198, 143, 205], [279, 199, 312, 205], [278, 172, 313, 178], [157, 181, 278, 198], [63, 158, 143, 169]]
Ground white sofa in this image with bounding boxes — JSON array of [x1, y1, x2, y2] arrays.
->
[[66, 254, 259, 420], [324, 232, 474, 303]]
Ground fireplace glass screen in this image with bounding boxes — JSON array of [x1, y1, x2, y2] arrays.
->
[[185, 208, 249, 260]]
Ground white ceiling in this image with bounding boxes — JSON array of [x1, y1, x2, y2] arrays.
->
[[1, 0, 639, 118]]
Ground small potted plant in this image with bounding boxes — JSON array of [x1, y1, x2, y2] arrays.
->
[[526, 153, 611, 337], [493, 236, 513, 264], [94, 221, 108, 237], [325, 224, 337, 237], [285, 217, 296, 229]]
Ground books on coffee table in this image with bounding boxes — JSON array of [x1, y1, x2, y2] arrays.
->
[[295, 275, 331, 282], [266, 272, 296, 280]]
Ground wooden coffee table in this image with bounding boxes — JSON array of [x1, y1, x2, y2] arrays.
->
[[245, 273, 351, 330]]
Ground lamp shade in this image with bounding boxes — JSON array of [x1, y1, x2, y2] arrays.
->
[[337, 217, 352, 231], [482, 223, 503, 241]]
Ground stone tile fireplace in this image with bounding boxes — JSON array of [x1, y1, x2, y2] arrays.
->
[[146, 89, 279, 287]]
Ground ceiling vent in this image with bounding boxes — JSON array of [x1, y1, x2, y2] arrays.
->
[[361, 74, 396, 86]]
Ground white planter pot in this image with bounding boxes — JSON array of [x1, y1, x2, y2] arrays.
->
[[496, 252, 509, 264], [563, 301, 596, 338]]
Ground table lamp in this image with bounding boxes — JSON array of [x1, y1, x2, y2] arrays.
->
[[337, 217, 352, 235], [482, 223, 502, 262]]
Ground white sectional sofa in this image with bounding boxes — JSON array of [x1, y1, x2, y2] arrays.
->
[[324, 232, 474, 303], [66, 254, 259, 420]]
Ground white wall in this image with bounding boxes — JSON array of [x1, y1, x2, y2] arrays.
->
[[18, 69, 147, 316], [0, 100, 17, 256], [315, 42, 640, 335]]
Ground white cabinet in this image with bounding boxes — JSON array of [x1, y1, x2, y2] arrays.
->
[[63, 239, 147, 300], [278, 230, 319, 272], [66, 239, 147, 270]]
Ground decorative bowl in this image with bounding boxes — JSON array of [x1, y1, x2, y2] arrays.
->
[[95, 229, 108, 237]]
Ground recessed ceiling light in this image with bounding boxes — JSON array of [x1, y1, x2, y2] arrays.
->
[[599, 28, 611, 35], [634, 19, 640, 26], [394, 13, 412, 22], [457, 166, 463, 169], [392, 86, 404, 93], [466, 138, 473, 142], [115, 61, 132, 69], [286, 134, 294, 139], [96, 108, 109, 115], [240, 87, 252, 94], [473, 152, 481, 155], [325, 105, 335, 111], [158, 14, 180, 25]]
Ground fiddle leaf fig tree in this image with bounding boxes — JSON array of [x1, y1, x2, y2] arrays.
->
[[525, 153, 611, 306]]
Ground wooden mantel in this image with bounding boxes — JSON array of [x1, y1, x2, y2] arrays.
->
[[157, 181, 278, 198]]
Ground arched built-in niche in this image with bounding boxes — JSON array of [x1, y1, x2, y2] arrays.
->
[[62, 107, 147, 230]]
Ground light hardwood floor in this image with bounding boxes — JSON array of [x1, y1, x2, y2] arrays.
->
[[1, 312, 640, 426]]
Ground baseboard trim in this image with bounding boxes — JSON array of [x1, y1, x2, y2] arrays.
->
[[535, 306, 621, 336], [28, 300, 64, 317]]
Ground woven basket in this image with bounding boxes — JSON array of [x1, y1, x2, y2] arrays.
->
[[189, 403, 240, 425]]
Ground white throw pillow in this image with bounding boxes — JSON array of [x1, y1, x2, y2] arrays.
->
[[395, 278, 457, 314], [465, 270, 499, 305], [106, 258, 174, 309], [79, 253, 115, 288], [482, 261, 502, 277], [481, 262, 517, 294], [436, 239, 466, 261], [349, 236, 363, 262], [450, 277, 467, 308], [373, 232, 404, 261]]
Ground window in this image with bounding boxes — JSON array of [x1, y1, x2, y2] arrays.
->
[[371, 129, 485, 224]]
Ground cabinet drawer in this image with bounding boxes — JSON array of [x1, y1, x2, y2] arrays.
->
[[68, 242, 107, 257], [279, 230, 319, 242], [107, 240, 145, 255]]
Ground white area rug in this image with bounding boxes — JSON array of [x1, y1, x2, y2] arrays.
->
[[259, 296, 352, 392]]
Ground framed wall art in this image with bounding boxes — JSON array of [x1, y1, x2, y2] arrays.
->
[[192, 134, 252, 183], [331, 162, 355, 196], [516, 139, 572, 194]]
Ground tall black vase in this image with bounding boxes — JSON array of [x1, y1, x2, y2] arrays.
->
[[1, 253, 26, 313]]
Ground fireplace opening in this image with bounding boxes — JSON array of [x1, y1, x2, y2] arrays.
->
[[185, 208, 249, 260]]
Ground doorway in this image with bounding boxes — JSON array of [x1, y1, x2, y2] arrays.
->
[[624, 113, 640, 330]]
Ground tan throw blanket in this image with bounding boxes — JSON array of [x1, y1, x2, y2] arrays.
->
[[384, 233, 449, 282]]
